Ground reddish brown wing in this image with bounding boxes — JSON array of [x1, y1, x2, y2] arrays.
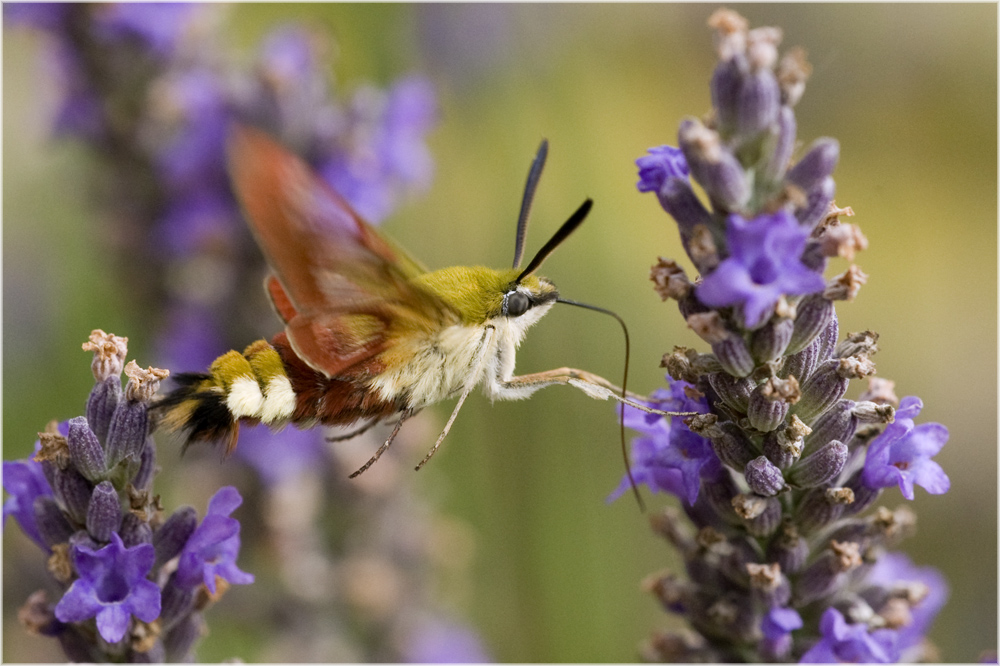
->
[[228, 125, 457, 378]]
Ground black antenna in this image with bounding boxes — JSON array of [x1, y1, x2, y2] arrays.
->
[[512, 139, 549, 269], [555, 297, 645, 511], [516, 198, 592, 283]]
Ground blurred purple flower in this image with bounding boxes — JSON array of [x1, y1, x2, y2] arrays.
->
[[697, 210, 825, 329], [799, 607, 898, 663], [862, 396, 950, 500], [866, 552, 949, 654], [54, 532, 161, 644], [175, 486, 254, 594], [152, 68, 231, 192], [91, 3, 197, 56], [321, 76, 437, 223], [402, 616, 491, 663], [609, 380, 719, 505], [2, 449, 54, 549], [235, 424, 328, 486]]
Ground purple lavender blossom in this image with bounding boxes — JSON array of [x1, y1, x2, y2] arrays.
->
[[697, 210, 825, 329], [54, 533, 162, 644], [609, 380, 719, 505], [636, 145, 690, 191], [2, 450, 54, 550], [760, 606, 803, 659], [175, 486, 254, 594], [799, 607, 899, 663], [862, 396, 950, 500], [865, 551, 949, 657]]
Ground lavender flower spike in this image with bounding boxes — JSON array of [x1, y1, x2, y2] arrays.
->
[[622, 9, 950, 661]]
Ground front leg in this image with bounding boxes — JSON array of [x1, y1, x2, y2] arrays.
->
[[499, 367, 697, 417]]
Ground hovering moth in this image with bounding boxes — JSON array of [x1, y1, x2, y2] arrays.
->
[[157, 126, 681, 478]]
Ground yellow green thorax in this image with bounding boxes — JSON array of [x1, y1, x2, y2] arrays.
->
[[412, 266, 550, 325]]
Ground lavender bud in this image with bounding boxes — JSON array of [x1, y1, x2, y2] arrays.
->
[[707, 371, 756, 413], [732, 493, 782, 537], [794, 541, 862, 605], [81, 330, 128, 382], [794, 359, 851, 422], [786, 138, 840, 194], [159, 575, 196, 630], [698, 471, 743, 526], [659, 178, 713, 236], [796, 175, 836, 231], [796, 486, 854, 533], [780, 335, 822, 384], [52, 466, 92, 525], [678, 118, 750, 211], [761, 106, 796, 183], [743, 456, 787, 497], [747, 378, 797, 432], [132, 438, 157, 490], [85, 481, 121, 542], [803, 399, 858, 456], [66, 417, 106, 482], [154, 506, 198, 569], [788, 440, 848, 488], [644, 572, 695, 615], [710, 57, 743, 132], [711, 333, 755, 378], [777, 46, 811, 107], [762, 417, 808, 469], [766, 522, 809, 574], [163, 613, 204, 661], [120, 512, 153, 547], [836, 330, 880, 359], [697, 419, 757, 471], [33, 495, 74, 548], [736, 68, 781, 137], [105, 400, 149, 469], [749, 316, 793, 364], [86, 376, 122, 444], [842, 469, 881, 516], [747, 562, 790, 607], [787, 293, 835, 354]]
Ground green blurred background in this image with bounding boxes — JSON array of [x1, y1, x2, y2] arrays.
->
[[4, 3, 996, 661]]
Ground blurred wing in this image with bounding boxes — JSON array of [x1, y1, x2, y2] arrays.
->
[[229, 124, 456, 378]]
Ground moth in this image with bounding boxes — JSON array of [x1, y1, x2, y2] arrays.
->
[[158, 126, 682, 481]]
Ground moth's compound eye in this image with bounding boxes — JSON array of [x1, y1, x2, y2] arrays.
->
[[504, 291, 530, 317]]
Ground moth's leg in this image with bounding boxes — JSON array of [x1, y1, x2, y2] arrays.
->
[[348, 407, 415, 478], [500, 367, 697, 417], [414, 326, 496, 471], [326, 419, 380, 443]]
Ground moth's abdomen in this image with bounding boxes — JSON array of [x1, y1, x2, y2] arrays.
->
[[156, 335, 403, 454], [155, 339, 298, 454]]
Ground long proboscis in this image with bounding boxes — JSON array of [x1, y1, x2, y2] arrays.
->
[[556, 297, 645, 512]]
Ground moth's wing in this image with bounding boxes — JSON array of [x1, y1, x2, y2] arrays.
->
[[228, 124, 457, 378]]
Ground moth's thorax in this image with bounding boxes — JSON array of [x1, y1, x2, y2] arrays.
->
[[367, 286, 557, 408]]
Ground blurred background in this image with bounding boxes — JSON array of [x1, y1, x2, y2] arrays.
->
[[3, 3, 995, 662]]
